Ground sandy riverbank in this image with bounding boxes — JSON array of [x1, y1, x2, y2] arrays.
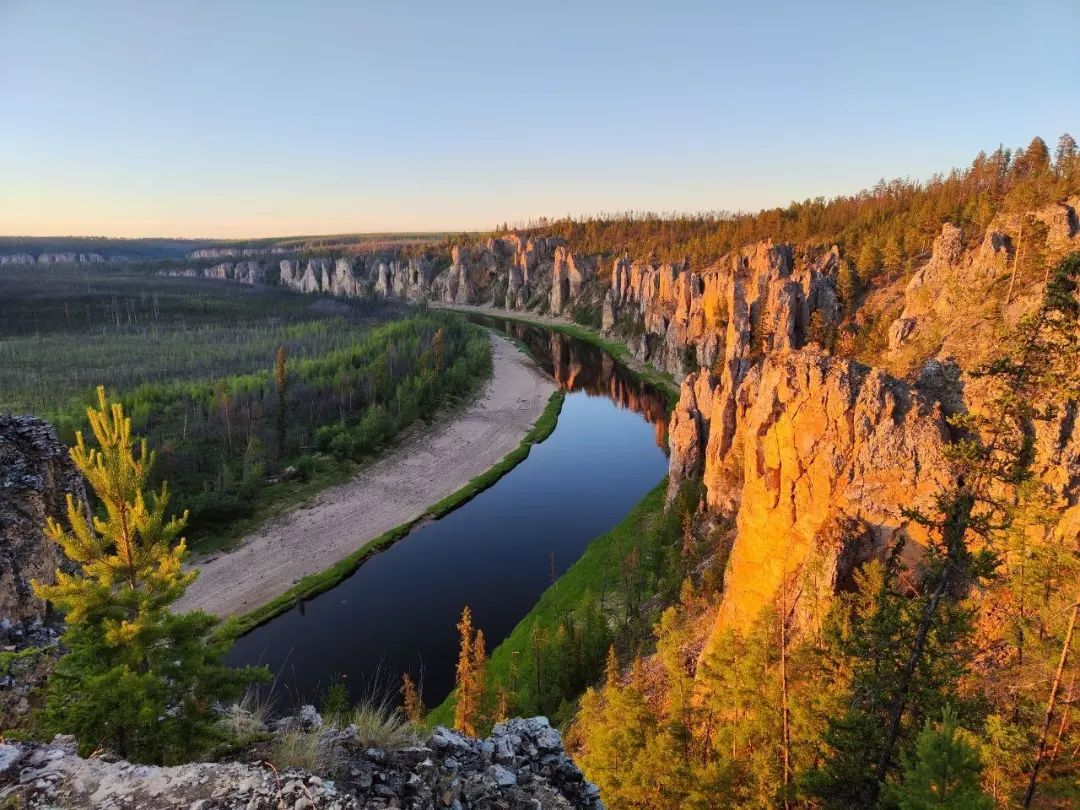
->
[[176, 332, 556, 618]]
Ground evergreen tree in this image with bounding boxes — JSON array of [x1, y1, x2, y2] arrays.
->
[[400, 672, 425, 724], [33, 387, 263, 763], [574, 657, 657, 809], [886, 707, 993, 810], [274, 345, 287, 459], [803, 535, 987, 809], [1053, 133, 1077, 177], [837, 259, 862, 310], [857, 241, 883, 279], [453, 605, 487, 735]]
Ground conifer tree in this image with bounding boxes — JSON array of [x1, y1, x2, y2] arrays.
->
[[400, 672, 425, 724], [274, 345, 287, 458], [857, 240, 882, 279], [453, 605, 487, 735], [886, 707, 993, 810], [33, 387, 263, 763], [837, 260, 862, 310]]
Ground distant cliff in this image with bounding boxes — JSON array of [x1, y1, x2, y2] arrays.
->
[[0, 252, 111, 265]]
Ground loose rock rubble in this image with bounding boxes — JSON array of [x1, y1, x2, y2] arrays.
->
[[0, 716, 603, 809]]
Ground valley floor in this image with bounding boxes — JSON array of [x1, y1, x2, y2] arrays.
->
[[176, 332, 556, 618]]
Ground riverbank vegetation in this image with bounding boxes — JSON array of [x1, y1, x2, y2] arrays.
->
[[227, 389, 565, 638], [0, 267, 492, 547], [429, 480, 705, 730]]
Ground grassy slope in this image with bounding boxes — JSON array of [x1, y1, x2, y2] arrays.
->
[[223, 389, 565, 638]]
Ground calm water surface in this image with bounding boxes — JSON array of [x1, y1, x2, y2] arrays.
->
[[227, 319, 670, 707]]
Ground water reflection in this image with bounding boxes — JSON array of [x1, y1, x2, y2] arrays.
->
[[469, 315, 670, 450]]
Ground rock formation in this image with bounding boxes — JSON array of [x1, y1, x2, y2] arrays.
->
[[0, 416, 84, 626], [0, 252, 108, 266], [0, 716, 602, 810], [671, 351, 956, 641], [887, 197, 1080, 370], [663, 202, 1078, 648]]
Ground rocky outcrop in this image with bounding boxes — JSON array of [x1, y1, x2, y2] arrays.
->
[[0, 252, 107, 266], [158, 234, 601, 321], [0, 717, 602, 810], [606, 241, 841, 375], [666, 206, 1078, 647], [673, 351, 955, 639], [188, 246, 292, 259], [887, 198, 1080, 368], [0, 416, 84, 626]]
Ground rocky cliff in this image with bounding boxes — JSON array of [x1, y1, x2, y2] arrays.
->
[[0, 416, 84, 627], [665, 201, 1079, 648], [0, 252, 111, 265], [0, 716, 602, 810], [672, 351, 958, 641]]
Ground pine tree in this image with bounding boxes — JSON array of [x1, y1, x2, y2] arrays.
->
[[886, 707, 993, 810], [33, 387, 263, 763], [857, 241, 883, 279], [883, 234, 905, 272], [803, 538, 984, 809], [837, 260, 862, 310], [400, 672, 425, 724], [453, 605, 487, 736], [574, 656, 658, 809], [1054, 133, 1077, 177]]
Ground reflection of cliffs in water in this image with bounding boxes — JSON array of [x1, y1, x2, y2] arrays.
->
[[472, 316, 670, 450]]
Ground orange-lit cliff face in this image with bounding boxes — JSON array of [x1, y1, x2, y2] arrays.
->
[[665, 200, 1079, 649]]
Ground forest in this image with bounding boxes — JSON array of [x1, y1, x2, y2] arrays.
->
[[0, 267, 491, 544], [516, 134, 1080, 281]]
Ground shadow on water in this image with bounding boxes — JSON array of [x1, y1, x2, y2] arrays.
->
[[226, 319, 670, 710]]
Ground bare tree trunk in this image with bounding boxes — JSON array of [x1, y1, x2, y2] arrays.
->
[[1048, 667, 1077, 764], [1023, 598, 1078, 808], [874, 493, 972, 791]]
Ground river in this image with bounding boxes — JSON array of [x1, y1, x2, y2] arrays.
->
[[226, 317, 670, 708]]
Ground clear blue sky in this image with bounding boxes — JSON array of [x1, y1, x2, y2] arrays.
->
[[1, 0, 1077, 238]]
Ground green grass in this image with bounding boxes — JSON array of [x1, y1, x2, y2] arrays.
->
[[426, 482, 671, 728], [222, 389, 566, 639]]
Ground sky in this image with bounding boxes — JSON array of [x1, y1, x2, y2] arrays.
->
[[1, 1, 1077, 238]]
